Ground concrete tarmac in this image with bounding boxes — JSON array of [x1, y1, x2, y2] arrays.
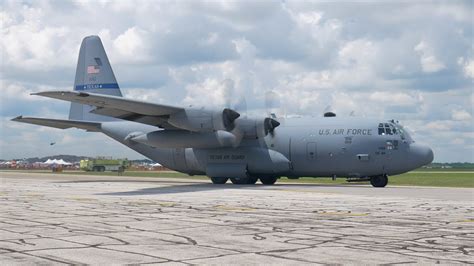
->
[[0, 171, 473, 265]]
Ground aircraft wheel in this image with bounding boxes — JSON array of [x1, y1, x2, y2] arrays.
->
[[370, 175, 388, 187], [210, 177, 228, 184], [259, 176, 278, 185], [230, 177, 250, 185], [247, 176, 258, 184]]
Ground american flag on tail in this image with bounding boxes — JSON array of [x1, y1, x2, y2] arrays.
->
[[87, 65, 100, 74]]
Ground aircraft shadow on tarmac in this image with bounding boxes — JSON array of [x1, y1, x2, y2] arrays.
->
[[52, 180, 368, 196]]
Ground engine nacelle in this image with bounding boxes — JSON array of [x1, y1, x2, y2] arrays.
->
[[131, 130, 237, 148], [167, 108, 240, 132]]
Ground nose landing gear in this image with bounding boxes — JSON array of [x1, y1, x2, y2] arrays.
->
[[370, 175, 388, 187]]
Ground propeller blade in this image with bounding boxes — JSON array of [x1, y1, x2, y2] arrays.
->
[[265, 90, 280, 118], [222, 108, 240, 131], [234, 96, 247, 118], [264, 117, 280, 135], [221, 79, 234, 108]]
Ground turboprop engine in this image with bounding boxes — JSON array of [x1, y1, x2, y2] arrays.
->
[[132, 105, 282, 149]]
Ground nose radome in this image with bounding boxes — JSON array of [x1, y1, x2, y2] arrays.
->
[[411, 143, 434, 166]]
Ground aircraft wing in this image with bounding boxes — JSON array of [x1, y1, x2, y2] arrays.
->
[[11, 116, 101, 132], [32, 91, 184, 128]]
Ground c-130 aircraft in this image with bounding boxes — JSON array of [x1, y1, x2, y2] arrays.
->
[[13, 36, 434, 187]]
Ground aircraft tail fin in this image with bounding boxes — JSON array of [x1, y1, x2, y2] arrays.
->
[[69, 35, 122, 121]]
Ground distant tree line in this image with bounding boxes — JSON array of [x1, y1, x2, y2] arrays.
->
[[423, 162, 474, 169], [1, 155, 473, 169]]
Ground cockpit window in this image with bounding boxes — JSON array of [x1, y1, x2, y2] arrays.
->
[[394, 123, 413, 142], [378, 123, 384, 135], [378, 123, 398, 136], [379, 121, 414, 143], [385, 123, 392, 135]]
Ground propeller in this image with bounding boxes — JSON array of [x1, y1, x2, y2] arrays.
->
[[222, 108, 240, 131], [264, 117, 280, 135], [265, 90, 280, 118], [233, 95, 248, 118], [264, 90, 281, 136], [218, 79, 247, 147]]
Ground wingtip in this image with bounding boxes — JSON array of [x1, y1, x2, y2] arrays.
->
[[30, 91, 49, 96], [11, 115, 23, 121], [31, 91, 70, 96]]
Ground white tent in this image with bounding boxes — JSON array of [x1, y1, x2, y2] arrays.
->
[[43, 159, 72, 165], [56, 159, 72, 165]]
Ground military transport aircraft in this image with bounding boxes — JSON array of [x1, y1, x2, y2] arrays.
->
[[12, 36, 434, 187]]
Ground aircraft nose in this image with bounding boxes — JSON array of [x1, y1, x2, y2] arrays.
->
[[410, 143, 434, 167]]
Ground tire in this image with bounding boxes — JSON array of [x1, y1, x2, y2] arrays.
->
[[259, 176, 278, 185], [230, 177, 250, 185], [370, 175, 388, 187], [211, 177, 228, 184], [247, 176, 258, 184]]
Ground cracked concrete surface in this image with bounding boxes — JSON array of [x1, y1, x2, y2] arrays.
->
[[0, 171, 472, 264]]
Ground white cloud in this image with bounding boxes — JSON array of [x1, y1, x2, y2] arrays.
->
[[414, 41, 446, 73], [451, 109, 472, 121], [113, 27, 151, 63], [369, 91, 420, 106], [451, 138, 464, 145], [458, 57, 474, 78], [183, 78, 235, 108], [0, 1, 473, 162], [338, 39, 377, 67], [425, 121, 451, 131], [124, 88, 164, 102], [293, 11, 323, 26]]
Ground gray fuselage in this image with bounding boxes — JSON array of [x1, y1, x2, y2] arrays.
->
[[100, 116, 433, 179]]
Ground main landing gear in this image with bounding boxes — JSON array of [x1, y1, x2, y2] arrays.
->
[[370, 175, 388, 187], [210, 176, 278, 185], [210, 177, 228, 184]]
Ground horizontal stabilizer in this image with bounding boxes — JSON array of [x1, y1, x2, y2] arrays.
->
[[11, 116, 101, 132]]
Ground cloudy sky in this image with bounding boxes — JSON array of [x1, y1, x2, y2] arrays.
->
[[1, 0, 473, 162]]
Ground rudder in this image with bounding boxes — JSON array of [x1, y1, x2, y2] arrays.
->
[[69, 35, 122, 121]]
